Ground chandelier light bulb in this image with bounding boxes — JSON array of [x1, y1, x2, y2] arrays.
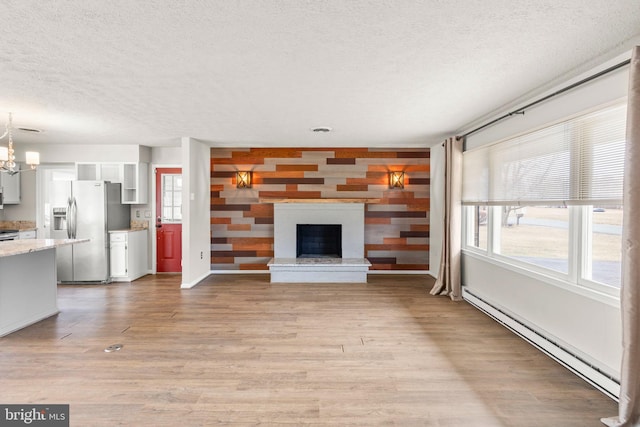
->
[[0, 112, 40, 175]]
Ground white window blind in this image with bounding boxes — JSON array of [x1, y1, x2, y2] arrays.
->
[[462, 102, 626, 206]]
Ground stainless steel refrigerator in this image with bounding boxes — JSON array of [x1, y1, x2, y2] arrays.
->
[[49, 181, 130, 283]]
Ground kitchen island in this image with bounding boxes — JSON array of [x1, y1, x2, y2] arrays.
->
[[0, 239, 89, 337]]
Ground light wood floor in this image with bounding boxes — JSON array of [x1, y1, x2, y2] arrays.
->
[[0, 274, 615, 426]]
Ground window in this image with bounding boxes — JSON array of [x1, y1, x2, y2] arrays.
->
[[586, 205, 622, 287], [162, 174, 182, 223], [497, 206, 569, 274], [464, 206, 488, 251], [462, 102, 626, 292]]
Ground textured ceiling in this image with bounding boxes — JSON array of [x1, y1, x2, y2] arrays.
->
[[0, 1, 639, 148]]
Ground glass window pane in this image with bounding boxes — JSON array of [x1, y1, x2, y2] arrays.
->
[[173, 192, 182, 206], [164, 176, 173, 190], [174, 176, 182, 190], [590, 206, 622, 287], [497, 205, 569, 274], [163, 192, 173, 206], [465, 206, 487, 250], [163, 207, 172, 221], [173, 207, 182, 220]]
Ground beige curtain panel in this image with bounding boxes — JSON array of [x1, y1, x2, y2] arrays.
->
[[603, 46, 640, 427], [430, 136, 463, 301]]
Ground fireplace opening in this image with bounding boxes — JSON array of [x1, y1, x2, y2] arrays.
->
[[296, 224, 342, 258]]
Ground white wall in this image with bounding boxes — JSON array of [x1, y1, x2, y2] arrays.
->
[[151, 146, 182, 164], [17, 144, 150, 163], [180, 137, 211, 288], [458, 49, 633, 388], [463, 254, 621, 377], [0, 165, 36, 221]]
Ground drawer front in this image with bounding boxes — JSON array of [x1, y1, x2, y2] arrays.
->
[[110, 233, 128, 243], [19, 230, 36, 239]]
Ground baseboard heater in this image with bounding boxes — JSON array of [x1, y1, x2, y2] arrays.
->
[[462, 288, 620, 401]]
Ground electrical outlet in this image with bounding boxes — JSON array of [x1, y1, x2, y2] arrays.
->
[[136, 210, 140, 218]]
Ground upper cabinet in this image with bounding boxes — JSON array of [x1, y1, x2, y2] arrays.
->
[[0, 171, 20, 204], [76, 162, 148, 204], [76, 163, 121, 182], [122, 163, 148, 204]]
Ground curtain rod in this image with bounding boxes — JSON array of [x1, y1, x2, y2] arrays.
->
[[457, 58, 632, 141]]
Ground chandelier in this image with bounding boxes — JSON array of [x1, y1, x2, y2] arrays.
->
[[0, 113, 40, 175]]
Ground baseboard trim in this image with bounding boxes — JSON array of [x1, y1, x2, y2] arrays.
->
[[463, 288, 620, 401], [210, 270, 269, 275], [180, 271, 211, 289], [368, 270, 431, 275]]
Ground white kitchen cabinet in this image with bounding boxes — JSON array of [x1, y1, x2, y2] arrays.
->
[[76, 162, 97, 180], [0, 170, 20, 204], [76, 162, 121, 181], [110, 233, 127, 277], [76, 162, 148, 204], [109, 229, 148, 282], [18, 230, 36, 239], [122, 163, 148, 204], [99, 163, 122, 182]]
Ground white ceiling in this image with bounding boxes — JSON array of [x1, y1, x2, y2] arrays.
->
[[1, 1, 639, 149]]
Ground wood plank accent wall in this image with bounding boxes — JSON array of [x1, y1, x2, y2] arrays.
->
[[211, 148, 430, 271]]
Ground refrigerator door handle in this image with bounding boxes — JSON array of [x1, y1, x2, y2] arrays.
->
[[71, 197, 78, 239], [66, 198, 72, 239]]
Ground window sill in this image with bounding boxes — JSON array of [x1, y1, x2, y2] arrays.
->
[[461, 249, 620, 308]]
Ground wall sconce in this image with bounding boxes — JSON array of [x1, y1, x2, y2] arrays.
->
[[389, 171, 404, 189], [236, 171, 252, 188]]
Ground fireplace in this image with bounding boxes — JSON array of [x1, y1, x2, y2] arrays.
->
[[269, 202, 371, 283], [296, 224, 342, 258], [273, 203, 365, 258]]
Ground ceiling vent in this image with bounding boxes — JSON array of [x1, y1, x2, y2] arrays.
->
[[17, 127, 43, 133], [311, 127, 332, 133]]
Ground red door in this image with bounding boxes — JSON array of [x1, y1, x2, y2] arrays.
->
[[156, 168, 182, 272]]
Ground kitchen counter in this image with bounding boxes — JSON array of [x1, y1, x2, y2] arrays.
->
[[0, 238, 88, 257], [0, 238, 89, 337]]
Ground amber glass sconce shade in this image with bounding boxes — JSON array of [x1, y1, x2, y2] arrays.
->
[[389, 171, 404, 189], [236, 171, 252, 188]]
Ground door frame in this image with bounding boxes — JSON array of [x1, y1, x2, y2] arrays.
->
[[151, 164, 181, 274]]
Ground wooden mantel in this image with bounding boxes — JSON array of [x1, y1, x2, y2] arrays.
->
[[259, 198, 381, 204]]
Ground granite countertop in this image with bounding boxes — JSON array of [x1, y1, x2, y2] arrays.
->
[[0, 239, 89, 258], [0, 221, 37, 231]]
